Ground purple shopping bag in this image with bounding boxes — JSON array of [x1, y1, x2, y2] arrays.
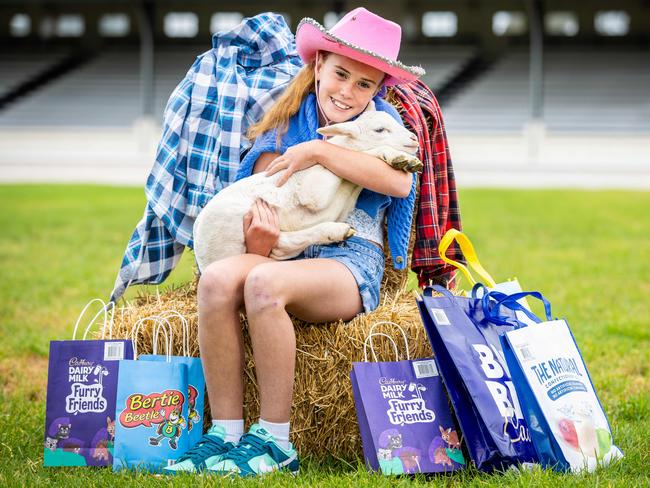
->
[[43, 299, 133, 467], [350, 322, 465, 475]]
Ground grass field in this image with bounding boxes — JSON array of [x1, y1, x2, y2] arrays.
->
[[0, 184, 648, 487]]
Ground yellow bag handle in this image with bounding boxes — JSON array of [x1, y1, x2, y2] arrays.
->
[[439, 229, 497, 287]]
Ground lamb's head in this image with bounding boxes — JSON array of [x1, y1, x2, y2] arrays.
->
[[317, 111, 423, 172], [317, 111, 419, 156]]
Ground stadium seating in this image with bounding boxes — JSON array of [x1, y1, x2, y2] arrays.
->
[[0, 47, 70, 99], [0, 45, 474, 127], [0, 45, 206, 127], [399, 45, 476, 92], [442, 47, 650, 133], [0, 45, 648, 133]]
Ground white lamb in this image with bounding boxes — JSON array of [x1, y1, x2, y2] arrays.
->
[[193, 109, 422, 272]]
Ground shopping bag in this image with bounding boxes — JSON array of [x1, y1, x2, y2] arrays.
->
[[438, 229, 535, 325], [138, 310, 205, 447], [43, 299, 133, 467], [350, 322, 465, 475], [483, 290, 624, 472], [417, 286, 538, 471], [113, 317, 190, 472]]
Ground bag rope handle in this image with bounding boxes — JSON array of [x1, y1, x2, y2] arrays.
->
[[364, 333, 399, 363], [158, 309, 189, 357], [364, 321, 411, 362], [152, 317, 174, 362], [130, 316, 159, 359], [72, 298, 115, 340]]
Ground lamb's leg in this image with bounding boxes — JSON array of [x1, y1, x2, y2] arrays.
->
[[270, 222, 355, 260], [365, 146, 423, 172]]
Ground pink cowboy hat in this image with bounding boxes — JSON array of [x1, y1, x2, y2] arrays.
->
[[295, 7, 424, 86]]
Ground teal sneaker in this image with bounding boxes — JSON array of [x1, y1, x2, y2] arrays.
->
[[208, 424, 299, 477], [163, 424, 234, 474]]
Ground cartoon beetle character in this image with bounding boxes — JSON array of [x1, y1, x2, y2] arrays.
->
[[149, 409, 186, 449], [187, 386, 200, 432]]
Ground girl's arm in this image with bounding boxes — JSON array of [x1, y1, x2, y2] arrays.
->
[[252, 152, 281, 174], [264, 140, 412, 198]]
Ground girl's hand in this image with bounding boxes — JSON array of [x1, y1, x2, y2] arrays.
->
[[265, 140, 322, 186], [243, 199, 280, 256]]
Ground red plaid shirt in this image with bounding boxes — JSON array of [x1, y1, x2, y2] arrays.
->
[[391, 80, 464, 287]]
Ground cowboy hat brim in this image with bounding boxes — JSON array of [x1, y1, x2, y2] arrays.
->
[[296, 18, 424, 86]]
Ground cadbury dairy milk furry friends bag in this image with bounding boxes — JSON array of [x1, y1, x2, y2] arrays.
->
[[113, 318, 190, 472], [350, 322, 465, 475], [483, 290, 624, 472], [417, 286, 538, 471], [44, 299, 133, 467]]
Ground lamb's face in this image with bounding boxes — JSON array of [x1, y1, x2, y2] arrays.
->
[[358, 112, 419, 155], [318, 111, 419, 155]]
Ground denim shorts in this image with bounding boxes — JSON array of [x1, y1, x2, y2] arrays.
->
[[294, 236, 385, 314]]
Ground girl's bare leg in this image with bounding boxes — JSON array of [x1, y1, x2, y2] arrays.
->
[[243, 258, 362, 423], [197, 254, 272, 420]]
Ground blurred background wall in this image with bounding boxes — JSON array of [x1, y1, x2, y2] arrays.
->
[[0, 0, 648, 188]]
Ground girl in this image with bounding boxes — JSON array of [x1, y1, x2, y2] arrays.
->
[[165, 7, 423, 476]]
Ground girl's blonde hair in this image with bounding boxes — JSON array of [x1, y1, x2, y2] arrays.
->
[[247, 60, 316, 141]]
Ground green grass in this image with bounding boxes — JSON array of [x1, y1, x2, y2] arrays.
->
[[1, 184, 648, 487]]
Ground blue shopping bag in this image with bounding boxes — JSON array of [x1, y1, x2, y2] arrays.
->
[[417, 285, 538, 471], [350, 322, 465, 475], [43, 299, 133, 467], [482, 290, 624, 472], [138, 311, 205, 447], [113, 318, 190, 472]]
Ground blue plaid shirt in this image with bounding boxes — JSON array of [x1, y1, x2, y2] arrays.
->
[[110, 13, 302, 302]]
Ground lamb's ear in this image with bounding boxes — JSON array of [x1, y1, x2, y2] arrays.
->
[[317, 121, 361, 138]]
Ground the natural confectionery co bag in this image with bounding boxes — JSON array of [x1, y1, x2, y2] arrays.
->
[[484, 290, 624, 472]]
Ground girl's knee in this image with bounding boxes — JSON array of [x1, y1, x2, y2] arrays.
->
[[197, 261, 241, 309], [243, 264, 287, 316]]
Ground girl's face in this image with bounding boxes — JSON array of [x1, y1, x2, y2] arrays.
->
[[315, 53, 385, 124]]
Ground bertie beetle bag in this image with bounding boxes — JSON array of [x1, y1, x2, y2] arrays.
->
[[43, 299, 133, 467], [417, 286, 538, 471], [113, 317, 190, 472], [137, 311, 205, 448], [351, 322, 465, 475], [483, 290, 624, 472]]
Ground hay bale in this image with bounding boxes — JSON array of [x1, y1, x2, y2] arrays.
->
[[109, 262, 436, 460]]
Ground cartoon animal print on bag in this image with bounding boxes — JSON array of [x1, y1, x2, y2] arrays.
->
[[439, 425, 461, 449]]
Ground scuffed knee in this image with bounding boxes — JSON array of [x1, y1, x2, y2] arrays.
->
[[243, 264, 286, 317]]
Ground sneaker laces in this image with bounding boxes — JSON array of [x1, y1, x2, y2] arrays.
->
[[177, 433, 232, 469], [221, 433, 274, 465]]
